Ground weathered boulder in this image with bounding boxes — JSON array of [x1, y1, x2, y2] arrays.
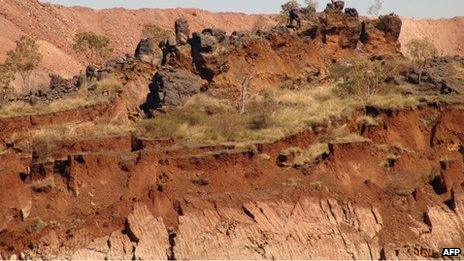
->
[[159, 37, 180, 66], [141, 66, 208, 115], [191, 32, 217, 53], [333, 0, 345, 10], [201, 28, 227, 43], [325, 0, 345, 12], [345, 8, 359, 17], [190, 31, 229, 81], [85, 65, 96, 79], [175, 18, 190, 45], [375, 13, 402, 41], [135, 38, 163, 65]]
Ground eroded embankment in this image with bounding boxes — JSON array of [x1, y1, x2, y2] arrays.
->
[[0, 105, 463, 259]]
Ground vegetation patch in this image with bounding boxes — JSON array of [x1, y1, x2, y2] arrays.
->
[[279, 142, 331, 167], [73, 31, 113, 65]]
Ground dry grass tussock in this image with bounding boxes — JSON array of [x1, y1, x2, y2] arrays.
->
[[139, 84, 414, 144], [282, 142, 331, 166], [31, 122, 134, 162]]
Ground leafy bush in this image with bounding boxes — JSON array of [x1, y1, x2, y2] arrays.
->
[[405, 38, 438, 84], [73, 31, 113, 65], [1, 36, 42, 94], [331, 59, 387, 106]]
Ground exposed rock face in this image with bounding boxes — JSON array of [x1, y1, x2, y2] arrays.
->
[[49, 188, 464, 259], [190, 31, 229, 81], [175, 18, 190, 45], [126, 203, 170, 260], [135, 38, 163, 65], [320, 7, 362, 49], [141, 66, 208, 115], [375, 13, 403, 41], [174, 198, 384, 259], [138, 4, 405, 105]]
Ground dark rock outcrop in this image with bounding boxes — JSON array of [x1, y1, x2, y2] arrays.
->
[[175, 18, 190, 45], [288, 8, 302, 28], [135, 38, 163, 65], [190, 32, 229, 81], [375, 13, 403, 41], [325, 0, 345, 12], [160, 37, 180, 65], [345, 8, 359, 17], [141, 67, 208, 115], [201, 28, 227, 43]]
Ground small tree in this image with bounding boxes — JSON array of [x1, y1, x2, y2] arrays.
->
[[331, 59, 387, 106], [406, 38, 438, 84], [73, 31, 113, 66], [5, 36, 43, 91], [142, 24, 171, 42]]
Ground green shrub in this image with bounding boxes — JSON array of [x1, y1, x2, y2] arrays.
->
[[1, 36, 42, 93], [73, 31, 113, 65], [331, 59, 387, 106]]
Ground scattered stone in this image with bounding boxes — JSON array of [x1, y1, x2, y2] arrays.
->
[[259, 154, 271, 161], [202, 28, 227, 43]]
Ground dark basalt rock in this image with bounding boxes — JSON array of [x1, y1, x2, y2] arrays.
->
[[135, 38, 163, 65], [345, 8, 359, 17], [375, 13, 402, 41], [288, 8, 301, 28], [140, 66, 208, 116], [201, 28, 227, 43], [175, 18, 190, 45]]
